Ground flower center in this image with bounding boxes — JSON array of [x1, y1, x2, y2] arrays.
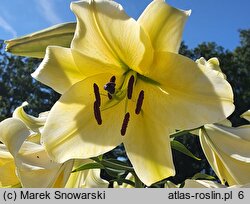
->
[[92, 70, 144, 136]]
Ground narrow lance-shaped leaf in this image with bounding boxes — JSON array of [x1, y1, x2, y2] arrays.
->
[[171, 140, 201, 161], [72, 162, 105, 173]]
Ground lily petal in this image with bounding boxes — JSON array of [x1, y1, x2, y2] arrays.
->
[[13, 102, 47, 133], [16, 142, 74, 188], [41, 74, 124, 163], [70, 0, 153, 74], [138, 0, 191, 53], [146, 52, 234, 130], [184, 179, 226, 188], [32, 46, 85, 94], [123, 92, 175, 186], [200, 124, 250, 185], [0, 118, 31, 156], [241, 110, 250, 122], [0, 118, 74, 187], [71, 49, 124, 77], [0, 144, 20, 187]]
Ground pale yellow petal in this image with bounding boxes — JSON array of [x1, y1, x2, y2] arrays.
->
[[32, 46, 85, 94], [241, 110, 250, 122], [200, 124, 250, 185], [0, 145, 20, 187], [83, 169, 109, 188], [123, 96, 175, 186], [0, 118, 31, 156], [16, 142, 74, 188], [13, 102, 46, 133], [145, 51, 234, 130], [138, 0, 191, 53], [71, 49, 124, 77], [164, 181, 179, 188], [196, 57, 226, 79], [205, 124, 250, 161], [42, 74, 124, 163], [70, 0, 153, 74], [184, 179, 226, 188], [65, 160, 90, 188], [216, 119, 232, 127]]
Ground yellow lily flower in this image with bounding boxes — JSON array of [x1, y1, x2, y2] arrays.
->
[[0, 104, 74, 188], [5, 22, 76, 58], [199, 110, 250, 186], [32, 0, 234, 186]]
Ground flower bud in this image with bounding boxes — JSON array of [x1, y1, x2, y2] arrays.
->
[[5, 22, 76, 58]]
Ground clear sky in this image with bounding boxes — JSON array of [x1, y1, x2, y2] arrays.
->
[[0, 0, 249, 50]]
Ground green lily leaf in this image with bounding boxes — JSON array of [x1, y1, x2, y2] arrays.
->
[[192, 173, 216, 180], [171, 140, 201, 161], [72, 162, 104, 173], [5, 22, 76, 58]]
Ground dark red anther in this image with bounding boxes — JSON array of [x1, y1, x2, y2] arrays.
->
[[94, 101, 102, 125], [135, 90, 144, 114], [93, 83, 101, 107], [127, 75, 134, 99], [121, 112, 130, 136]]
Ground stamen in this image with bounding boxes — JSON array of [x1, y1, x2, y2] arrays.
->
[[93, 83, 101, 107], [94, 101, 102, 125], [110, 76, 116, 83], [121, 112, 130, 136], [135, 90, 144, 114], [127, 75, 134, 99]]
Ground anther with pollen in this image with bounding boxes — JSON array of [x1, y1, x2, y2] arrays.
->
[[135, 90, 144, 115], [94, 101, 102, 125], [121, 112, 130, 136], [127, 75, 134, 99], [93, 83, 101, 107]]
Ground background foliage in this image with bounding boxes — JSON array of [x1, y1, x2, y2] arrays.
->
[[0, 29, 249, 185]]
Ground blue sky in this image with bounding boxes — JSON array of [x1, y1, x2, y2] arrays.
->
[[0, 0, 249, 50]]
